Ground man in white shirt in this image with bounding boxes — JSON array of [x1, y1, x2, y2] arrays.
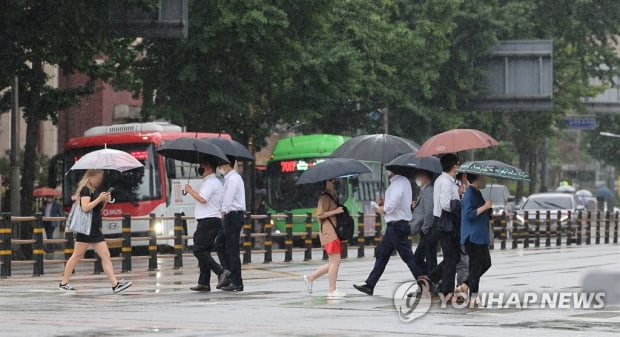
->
[[185, 160, 230, 292], [354, 170, 424, 296], [428, 153, 464, 298], [215, 158, 246, 292]]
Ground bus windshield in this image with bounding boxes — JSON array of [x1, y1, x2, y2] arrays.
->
[[266, 159, 347, 211], [63, 144, 161, 207]]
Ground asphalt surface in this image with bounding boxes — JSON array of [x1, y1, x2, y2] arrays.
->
[[0, 244, 619, 337]]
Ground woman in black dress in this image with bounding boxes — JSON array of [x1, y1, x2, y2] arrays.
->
[[59, 169, 132, 293]]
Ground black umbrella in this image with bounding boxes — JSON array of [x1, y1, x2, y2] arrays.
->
[[295, 158, 372, 185], [386, 153, 442, 174], [201, 137, 254, 161], [331, 134, 419, 163], [157, 137, 229, 164]]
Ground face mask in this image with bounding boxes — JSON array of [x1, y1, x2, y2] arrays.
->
[[415, 178, 423, 187], [216, 167, 225, 177], [197, 167, 205, 176]]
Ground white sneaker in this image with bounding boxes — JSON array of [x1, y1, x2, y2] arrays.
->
[[327, 289, 346, 298], [303, 275, 313, 294]]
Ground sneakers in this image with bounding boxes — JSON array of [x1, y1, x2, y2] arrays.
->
[[303, 275, 313, 294], [112, 280, 133, 294], [353, 283, 374, 296], [58, 283, 76, 292], [216, 270, 231, 289], [327, 289, 346, 299]]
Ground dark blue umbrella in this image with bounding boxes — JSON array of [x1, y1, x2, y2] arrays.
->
[[386, 153, 442, 174], [295, 158, 372, 185]]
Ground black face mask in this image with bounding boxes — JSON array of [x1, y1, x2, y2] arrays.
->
[[197, 167, 205, 176]]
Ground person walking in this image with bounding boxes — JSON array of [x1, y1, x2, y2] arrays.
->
[[411, 169, 437, 277], [215, 159, 246, 292], [428, 154, 462, 301], [303, 179, 346, 298], [454, 173, 492, 304], [354, 169, 425, 296], [59, 169, 132, 293], [184, 160, 231, 292], [42, 197, 63, 253]]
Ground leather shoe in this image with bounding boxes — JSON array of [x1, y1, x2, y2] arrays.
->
[[216, 270, 231, 289], [221, 284, 243, 292], [353, 283, 374, 296], [190, 285, 211, 292]]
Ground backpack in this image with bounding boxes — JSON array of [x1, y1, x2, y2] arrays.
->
[[322, 192, 355, 241]]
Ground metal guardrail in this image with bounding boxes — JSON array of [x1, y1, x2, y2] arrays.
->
[[0, 210, 618, 278]]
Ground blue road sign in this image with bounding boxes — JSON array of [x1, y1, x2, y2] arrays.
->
[[564, 117, 596, 130]]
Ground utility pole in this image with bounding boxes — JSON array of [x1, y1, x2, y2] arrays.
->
[[382, 107, 389, 134], [9, 76, 21, 215]]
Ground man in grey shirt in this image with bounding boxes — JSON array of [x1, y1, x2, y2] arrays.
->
[[411, 169, 437, 276]]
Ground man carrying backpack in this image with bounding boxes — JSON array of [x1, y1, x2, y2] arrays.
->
[[354, 169, 425, 296]]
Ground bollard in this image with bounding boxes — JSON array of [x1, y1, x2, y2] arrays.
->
[[595, 211, 601, 245], [534, 211, 540, 248], [374, 213, 382, 257], [357, 212, 365, 258], [263, 213, 272, 263], [604, 211, 610, 244], [173, 213, 183, 269], [243, 212, 252, 264], [284, 212, 293, 262], [511, 212, 518, 249], [555, 210, 562, 247], [500, 212, 507, 250], [121, 213, 132, 272], [1, 213, 12, 278], [586, 211, 592, 245], [64, 226, 74, 264], [33, 213, 45, 276], [523, 211, 529, 249], [304, 213, 313, 261], [94, 254, 103, 274], [614, 212, 619, 244], [148, 213, 158, 271], [545, 210, 551, 247], [576, 211, 583, 245], [566, 211, 573, 246]]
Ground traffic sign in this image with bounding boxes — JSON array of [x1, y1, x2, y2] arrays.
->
[[564, 116, 596, 130]]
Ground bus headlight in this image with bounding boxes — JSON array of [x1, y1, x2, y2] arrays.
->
[[154, 221, 165, 235]]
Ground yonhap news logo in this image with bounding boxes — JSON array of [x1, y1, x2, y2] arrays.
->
[[392, 281, 432, 322]]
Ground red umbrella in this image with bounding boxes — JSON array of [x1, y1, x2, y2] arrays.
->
[[33, 187, 61, 198], [416, 129, 499, 157]]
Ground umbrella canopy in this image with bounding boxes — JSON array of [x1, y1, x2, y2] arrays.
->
[[201, 137, 254, 161], [69, 148, 144, 172], [416, 129, 499, 157], [458, 160, 530, 181], [295, 158, 372, 185], [331, 134, 419, 163], [386, 153, 442, 174], [33, 187, 61, 198], [157, 137, 229, 164]]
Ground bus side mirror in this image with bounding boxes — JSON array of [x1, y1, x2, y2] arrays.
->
[[165, 158, 176, 179]]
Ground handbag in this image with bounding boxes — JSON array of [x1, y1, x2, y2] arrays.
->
[[66, 198, 92, 236]]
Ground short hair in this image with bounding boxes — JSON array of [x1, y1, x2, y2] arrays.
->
[[201, 160, 217, 170], [466, 173, 480, 184], [440, 154, 459, 172], [417, 169, 434, 181]]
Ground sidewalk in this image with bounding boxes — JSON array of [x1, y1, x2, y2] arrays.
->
[[0, 244, 618, 337]]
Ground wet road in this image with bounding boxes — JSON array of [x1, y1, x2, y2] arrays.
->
[[1, 245, 619, 337]]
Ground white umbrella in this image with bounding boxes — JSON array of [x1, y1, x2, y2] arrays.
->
[[69, 147, 144, 172]]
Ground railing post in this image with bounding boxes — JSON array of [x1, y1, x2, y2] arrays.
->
[[1, 213, 12, 278], [586, 211, 592, 245], [304, 212, 313, 261], [121, 213, 132, 272], [148, 213, 158, 271], [604, 211, 610, 244], [545, 210, 551, 247], [566, 211, 573, 246], [595, 211, 601, 245], [357, 212, 365, 258], [556, 210, 562, 247], [64, 225, 74, 265], [374, 213, 382, 257], [499, 212, 507, 250], [93, 254, 103, 274], [614, 211, 619, 244], [284, 212, 293, 262], [243, 212, 252, 264], [576, 211, 583, 245], [511, 212, 518, 249], [534, 211, 540, 248], [33, 213, 44, 276], [173, 213, 183, 269], [264, 213, 272, 263], [523, 211, 529, 249]]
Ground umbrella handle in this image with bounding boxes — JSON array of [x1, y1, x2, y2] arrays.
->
[[182, 190, 188, 196], [108, 198, 115, 204]]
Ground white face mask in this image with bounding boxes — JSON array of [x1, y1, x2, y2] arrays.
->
[[415, 178, 423, 187], [216, 167, 226, 177]]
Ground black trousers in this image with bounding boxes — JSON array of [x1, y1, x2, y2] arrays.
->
[[365, 221, 424, 288], [412, 232, 438, 275], [429, 231, 460, 295], [193, 218, 224, 286], [464, 240, 492, 294], [215, 211, 244, 286]]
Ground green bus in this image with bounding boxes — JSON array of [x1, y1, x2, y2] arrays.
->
[[265, 134, 383, 242]]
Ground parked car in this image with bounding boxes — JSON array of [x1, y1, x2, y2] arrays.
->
[[480, 184, 515, 238], [515, 192, 585, 236]]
